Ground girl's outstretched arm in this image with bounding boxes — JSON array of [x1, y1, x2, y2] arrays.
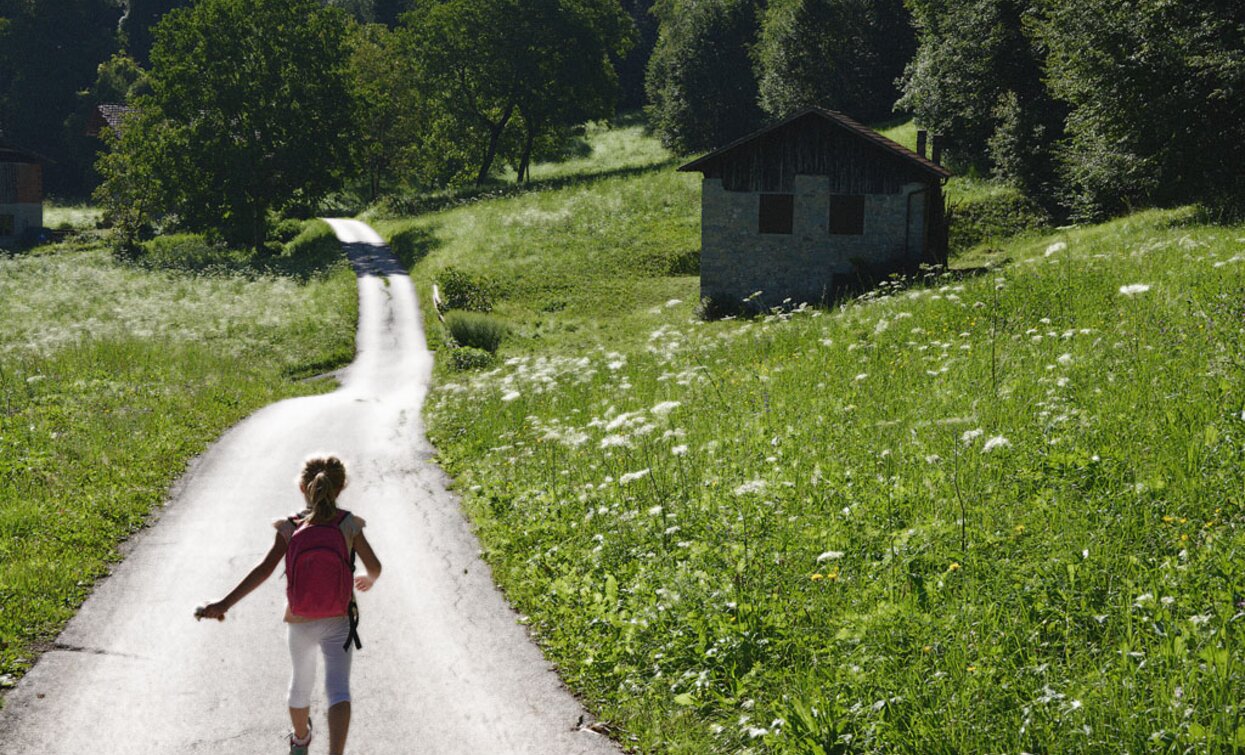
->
[[197, 532, 288, 621], [353, 532, 382, 592]]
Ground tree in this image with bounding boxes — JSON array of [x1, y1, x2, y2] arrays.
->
[[1040, 0, 1245, 218], [755, 0, 914, 123], [615, 0, 660, 111], [120, 0, 190, 66], [0, 0, 122, 194], [97, 0, 357, 248], [347, 23, 423, 198], [897, 0, 1060, 195], [645, 0, 763, 154], [404, 0, 631, 186]]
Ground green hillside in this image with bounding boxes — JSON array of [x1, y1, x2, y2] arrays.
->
[[373, 122, 1245, 753]]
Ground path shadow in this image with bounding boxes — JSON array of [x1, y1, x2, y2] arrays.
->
[[341, 241, 408, 278]]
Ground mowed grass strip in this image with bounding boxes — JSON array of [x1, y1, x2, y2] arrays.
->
[[376, 122, 1245, 753], [0, 221, 357, 688]]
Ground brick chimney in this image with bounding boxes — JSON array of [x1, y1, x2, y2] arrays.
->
[[931, 134, 943, 165], [916, 129, 928, 158]]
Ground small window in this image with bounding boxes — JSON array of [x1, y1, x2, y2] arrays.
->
[[0, 214, 14, 237], [758, 193, 794, 235], [829, 195, 865, 235]]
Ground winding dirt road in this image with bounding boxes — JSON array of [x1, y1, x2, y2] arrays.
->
[[0, 220, 619, 754]]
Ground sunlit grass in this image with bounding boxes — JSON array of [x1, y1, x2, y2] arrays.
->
[[381, 119, 1245, 752], [42, 201, 103, 231], [0, 222, 357, 687]]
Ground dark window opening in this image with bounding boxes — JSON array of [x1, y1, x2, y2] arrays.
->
[[758, 193, 794, 235], [0, 214, 14, 237], [829, 195, 865, 235]]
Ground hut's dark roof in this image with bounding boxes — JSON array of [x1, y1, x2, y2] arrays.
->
[[85, 103, 135, 137], [679, 108, 951, 180], [0, 135, 50, 163]]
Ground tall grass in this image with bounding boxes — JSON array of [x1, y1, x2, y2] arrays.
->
[[385, 120, 1245, 752], [0, 222, 356, 689]]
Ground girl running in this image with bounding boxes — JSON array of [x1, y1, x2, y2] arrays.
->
[[197, 454, 382, 755]]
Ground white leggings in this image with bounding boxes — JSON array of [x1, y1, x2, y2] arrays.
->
[[287, 617, 353, 709]]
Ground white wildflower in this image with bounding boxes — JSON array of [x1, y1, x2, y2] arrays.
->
[[665, 298, 682, 308], [619, 469, 650, 485], [1119, 283, 1151, 296], [648, 505, 664, 516], [983, 435, 1011, 453], [671, 444, 689, 456], [961, 428, 984, 445], [599, 434, 630, 449], [501, 391, 521, 402], [1045, 241, 1066, 257], [817, 551, 845, 563], [855, 373, 868, 382], [1057, 353, 1073, 366], [733, 479, 767, 496], [651, 400, 681, 416]]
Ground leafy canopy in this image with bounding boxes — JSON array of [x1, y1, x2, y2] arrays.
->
[[97, 0, 356, 248]]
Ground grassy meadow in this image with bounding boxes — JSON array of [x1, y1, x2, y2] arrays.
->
[[0, 221, 356, 689], [374, 124, 1245, 752]]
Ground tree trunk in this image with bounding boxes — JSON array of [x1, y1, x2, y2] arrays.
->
[[474, 103, 515, 186], [517, 123, 535, 184]]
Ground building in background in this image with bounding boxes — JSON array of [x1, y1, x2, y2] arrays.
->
[[680, 108, 951, 309], [0, 136, 46, 248]]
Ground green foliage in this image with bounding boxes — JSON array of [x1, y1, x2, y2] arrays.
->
[[947, 185, 1050, 254], [755, 0, 913, 123], [445, 311, 509, 352], [402, 0, 632, 186], [120, 0, 190, 66], [644, 0, 763, 153], [437, 267, 496, 312], [449, 345, 496, 370], [95, 0, 356, 249], [1040, 0, 1245, 219], [140, 232, 233, 268], [898, 0, 1061, 200], [0, 233, 357, 685], [0, 0, 122, 194], [347, 23, 423, 199]]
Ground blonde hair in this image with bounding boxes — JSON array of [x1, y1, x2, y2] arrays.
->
[[299, 454, 347, 524]]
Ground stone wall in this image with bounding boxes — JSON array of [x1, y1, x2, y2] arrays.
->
[[0, 203, 43, 246], [700, 176, 930, 308]]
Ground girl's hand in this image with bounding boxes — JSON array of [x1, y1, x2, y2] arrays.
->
[[195, 602, 227, 621], [353, 575, 375, 592]]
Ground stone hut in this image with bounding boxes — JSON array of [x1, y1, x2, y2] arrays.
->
[[679, 107, 951, 307], [0, 137, 45, 247]]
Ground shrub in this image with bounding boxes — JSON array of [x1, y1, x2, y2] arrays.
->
[[437, 267, 494, 312], [141, 233, 239, 269], [948, 189, 1049, 254], [449, 345, 495, 370], [445, 311, 508, 353], [267, 217, 305, 244]]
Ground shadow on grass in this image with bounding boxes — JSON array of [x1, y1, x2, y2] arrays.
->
[[376, 157, 684, 219], [124, 231, 347, 283]]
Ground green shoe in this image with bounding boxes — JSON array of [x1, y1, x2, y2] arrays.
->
[[288, 721, 312, 754]]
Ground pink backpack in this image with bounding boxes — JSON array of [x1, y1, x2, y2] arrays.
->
[[285, 510, 354, 619]]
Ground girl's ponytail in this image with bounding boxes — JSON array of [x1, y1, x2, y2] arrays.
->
[[298, 454, 347, 523], [307, 471, 336, 523]]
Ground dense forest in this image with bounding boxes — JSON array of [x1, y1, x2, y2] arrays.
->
[[0, 0, 1240, 244]]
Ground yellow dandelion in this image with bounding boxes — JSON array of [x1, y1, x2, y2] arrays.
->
[[826, 571, 839, 582], [967, 665, 978, 673], [948, 562, 961, 572], [922, 645, 933, 654], [1013, 524, 1026, 534], [1179, 533, 1189, 543], [1179, 517, 1188, 524], [810, 573, 824, 581], [1162, 515, 1176, 523]]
